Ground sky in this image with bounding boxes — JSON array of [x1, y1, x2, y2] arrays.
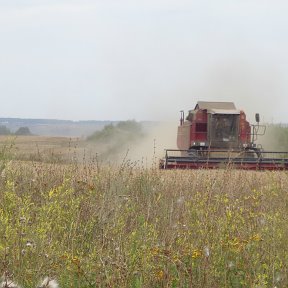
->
[[1, 0, 288, 122]]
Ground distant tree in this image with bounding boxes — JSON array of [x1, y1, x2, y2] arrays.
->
[[87, 120, 145, 156], [87, 120, 143, 143], [15, 127, 32, 136], [117, 120, 142, 132], [0, 125, 11, 135]]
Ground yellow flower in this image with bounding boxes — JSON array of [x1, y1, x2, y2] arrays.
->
[[250, 234, 262, 242], [71, 256, 80, 266], [151, 247, 160, 256], [155, 270, 164, 280], [192, 249, 202, 259]]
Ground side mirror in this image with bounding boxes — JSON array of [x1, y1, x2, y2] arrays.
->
[[255, 113, 260, 123]]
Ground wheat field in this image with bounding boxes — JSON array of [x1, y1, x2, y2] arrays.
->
[[0, 136, 287, 287]]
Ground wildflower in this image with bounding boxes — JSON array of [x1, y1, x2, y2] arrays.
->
[[176, 196, 185, 205], [203, 246, 210, 257], [228, 261, 234, 269], [37, 277, 59, 288], [275, 272, 282, 283], [155, 270, 164, 280], [151, 247, 160, 256], [173, 255, 180, 262], [71, 256, 80, 266], [1, 170, 6, 179], [258, 217, 266, 225], [192, 249, 202, 259], [250, 234, 262, 242], [26, 240, 35, 248]]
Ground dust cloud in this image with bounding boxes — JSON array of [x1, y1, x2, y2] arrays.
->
[[193, 60, 282, 123], [83, 121, 178, 167], [259, 124, 288, 151], [124, 121, 178, 165]]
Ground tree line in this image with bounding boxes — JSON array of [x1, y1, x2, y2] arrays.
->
[[0, 125, 32, 136]]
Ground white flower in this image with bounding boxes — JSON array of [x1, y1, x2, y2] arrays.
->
[[228, 261, 234, 268], [1, 169, 6, 179], [275, 272, 282, 283], [176, 196, 185, 205], [26, 240, 34, 248], [37, 277, 59, 288], [0, 279, 21, 288], [259, 217, 266, 225], [203, 246, 210, 257]]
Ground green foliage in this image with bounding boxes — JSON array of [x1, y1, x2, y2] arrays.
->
[[15, 127, 32, 136], [0, 125, 11, 135], [87, 120, 145, 157], [0, 125, 32, 136], [87, 120, 143, 142]]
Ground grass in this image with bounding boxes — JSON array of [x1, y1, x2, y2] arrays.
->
[[0, 136, 288, 287]]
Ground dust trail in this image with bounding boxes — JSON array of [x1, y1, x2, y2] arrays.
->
[[125, 121, 178, 165], [259, 124, 288, 151], [83, 121, 178, 166]]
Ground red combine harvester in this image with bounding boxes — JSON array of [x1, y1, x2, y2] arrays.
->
[[160, 101, 288, 170]]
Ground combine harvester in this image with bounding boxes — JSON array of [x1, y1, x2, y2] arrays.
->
[[160, 101, 288, 170]]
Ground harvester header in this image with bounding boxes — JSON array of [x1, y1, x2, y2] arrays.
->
[[160, 101, 288, 170]]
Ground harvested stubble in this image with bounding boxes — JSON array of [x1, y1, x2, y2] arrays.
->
[[0, 159, 288, 287]]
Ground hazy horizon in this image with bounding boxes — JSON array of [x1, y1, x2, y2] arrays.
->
[[1, 1, 288, 123]]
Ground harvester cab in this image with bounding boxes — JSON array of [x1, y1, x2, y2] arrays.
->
[[160, 101, 288, 170]]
